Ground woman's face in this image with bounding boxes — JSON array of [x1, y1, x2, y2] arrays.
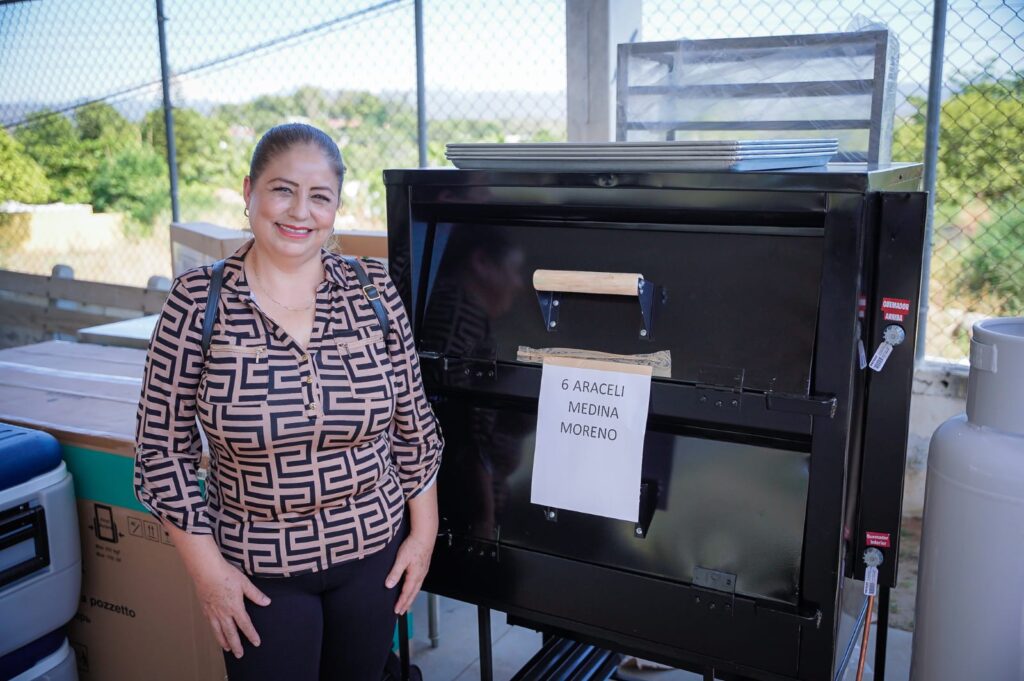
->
[[243, 143, 339, 261]]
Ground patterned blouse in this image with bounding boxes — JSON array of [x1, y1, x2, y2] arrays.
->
[[134, 240, 443, 577]]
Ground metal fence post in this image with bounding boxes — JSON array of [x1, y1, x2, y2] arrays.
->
[[156, 0, 180, 223], [415, 0, 427, 168], [916, 0, 949, 361]]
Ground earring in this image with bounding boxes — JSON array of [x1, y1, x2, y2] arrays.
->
[[244, 207, 250, 218]]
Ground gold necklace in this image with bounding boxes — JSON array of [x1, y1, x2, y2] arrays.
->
[[248, 265, 316, 312]]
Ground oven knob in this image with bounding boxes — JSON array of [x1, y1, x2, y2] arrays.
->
[[868, 325, 906, 372], [882, 324, 906, 346]]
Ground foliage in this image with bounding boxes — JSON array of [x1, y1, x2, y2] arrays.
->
[[77, 104, 144, 211], [938, 76, 1024, 203], [0, 212, 32, 252], [957, 202, 1024, 314], [1, 86, 572, 235], [142, 107, 238, 186], [892, 73, 1024, 322], [891, 95, 926, 162], [892, 74, 1024, 204], [76, 101, 138, 153], [0, 128, 50, 203], [89, 145, 168, 237], [13, 110, 92, 203]]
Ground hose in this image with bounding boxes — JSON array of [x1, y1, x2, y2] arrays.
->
[[855, 594, 875, 681]]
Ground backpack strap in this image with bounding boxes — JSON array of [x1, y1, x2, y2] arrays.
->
[[201, 259, 226, 358], [342, 256, 390, 338]]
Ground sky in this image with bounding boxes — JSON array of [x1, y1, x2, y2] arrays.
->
[[0, 0, 1021, 127]]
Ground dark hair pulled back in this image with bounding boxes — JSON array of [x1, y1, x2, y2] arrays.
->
[[248, 123, 346, 189]]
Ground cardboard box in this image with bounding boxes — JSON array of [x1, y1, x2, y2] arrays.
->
[[170, 222, 250, 277], [170, 222, 386, 274], [71, 500, 225, 681], [0, 341, 226, 681], [331, 229, 388, 259]]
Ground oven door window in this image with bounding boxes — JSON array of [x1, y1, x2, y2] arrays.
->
[[416, 220, 824, 396]]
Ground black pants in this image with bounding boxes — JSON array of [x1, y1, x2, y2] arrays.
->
[[224, 531, 402, 681]]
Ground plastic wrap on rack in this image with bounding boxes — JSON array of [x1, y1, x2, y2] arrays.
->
[[617, 28, 900, 164]]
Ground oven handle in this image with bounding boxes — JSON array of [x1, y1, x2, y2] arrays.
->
[[533, 269, 643, 296], [532, 269, 661, 341]]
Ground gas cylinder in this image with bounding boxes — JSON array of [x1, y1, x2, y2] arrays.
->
[[910, 317, 1024, 681]]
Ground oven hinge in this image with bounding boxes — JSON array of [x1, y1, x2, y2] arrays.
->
[[419, 350, 498, 382], [694, 365, 745, 411]]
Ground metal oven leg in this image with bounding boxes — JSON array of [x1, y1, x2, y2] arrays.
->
[[398, 612, 411, 681], [478, 605, 493, 681], [428, 593, 440, 648], [874, 586, 890, 681]]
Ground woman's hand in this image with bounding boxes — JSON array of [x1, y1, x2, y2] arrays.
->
[[385, 533, 436, 615], [385, 483, 439, 615], [160, 522, 271, 660], [192, 558, 271, 658]]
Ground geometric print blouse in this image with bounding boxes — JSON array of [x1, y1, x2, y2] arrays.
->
[[134, 240, 443, 577]]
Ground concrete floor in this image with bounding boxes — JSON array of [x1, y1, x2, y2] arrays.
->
[[406, 594, 913, 681]]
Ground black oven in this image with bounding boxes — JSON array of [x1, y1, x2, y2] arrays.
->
[[385, 165, 925, 681]]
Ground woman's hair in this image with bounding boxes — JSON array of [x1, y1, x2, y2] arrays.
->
[[248, 122, 346, 188]]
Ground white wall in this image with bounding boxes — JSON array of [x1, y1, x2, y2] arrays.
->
[[565, 0, 642, 142]]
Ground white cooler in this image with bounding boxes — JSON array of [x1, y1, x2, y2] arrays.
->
[[0, 423, 81, 681]]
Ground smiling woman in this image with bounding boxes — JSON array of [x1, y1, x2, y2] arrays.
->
[[133, 122, 442, 681], [242, 135, 341, 333]]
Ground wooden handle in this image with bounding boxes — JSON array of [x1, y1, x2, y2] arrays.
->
[[517, 346, 671, 377], [533, 269, 642, 296]]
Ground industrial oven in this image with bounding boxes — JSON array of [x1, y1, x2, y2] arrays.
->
[[384, 165, 925, 681]]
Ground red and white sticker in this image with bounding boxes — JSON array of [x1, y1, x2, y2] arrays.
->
[[881, 297, 912, 322], [865, 531, 891, 548], [857, 295, 867, 320]]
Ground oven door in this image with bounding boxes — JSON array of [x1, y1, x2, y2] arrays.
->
[[409, 189, 828, 606]]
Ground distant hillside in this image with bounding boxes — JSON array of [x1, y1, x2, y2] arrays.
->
[[4, 81, 948, 130]]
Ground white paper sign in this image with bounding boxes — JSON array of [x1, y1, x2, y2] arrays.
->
[[530, 357, 652, 522]]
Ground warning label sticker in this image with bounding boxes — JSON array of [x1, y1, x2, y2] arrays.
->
[[866, 531, 892, 548], [881, 297, 911, 322]]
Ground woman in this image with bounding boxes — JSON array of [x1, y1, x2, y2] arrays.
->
[[134, 123, 443, 680]]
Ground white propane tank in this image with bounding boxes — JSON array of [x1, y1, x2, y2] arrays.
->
[[910, 317, 1024, 681]]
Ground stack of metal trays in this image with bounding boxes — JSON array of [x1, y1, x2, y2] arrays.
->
[[445, 138, 839, 172]]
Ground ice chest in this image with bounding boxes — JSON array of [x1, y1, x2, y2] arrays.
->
[[0, 341, 226, 681], [0, 423, 80, 681]]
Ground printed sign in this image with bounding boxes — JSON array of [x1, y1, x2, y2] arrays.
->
[[881, 297, 912, 322], [865, 531, 892, 548], [531, 357, 652, 522]]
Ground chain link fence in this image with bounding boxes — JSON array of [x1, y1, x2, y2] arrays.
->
[[0, 0, 565, 289], [0, 1, 167, 287], [643, 0, 1023, 361], [1, 0, 1021, 360]]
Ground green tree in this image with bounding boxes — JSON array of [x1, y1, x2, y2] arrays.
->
[[958, 204, 1024, 314], [142, 107, 233, 186], [214, 94, 295, 134], [893, 75, 1024, 203], [14, 110, 91, 203], [75, 101, 138, 158], [937, 76, 1024, 203], [89, 145, 168, 236], [891, 95, 926, 162], [0, 128, 50, 204]]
